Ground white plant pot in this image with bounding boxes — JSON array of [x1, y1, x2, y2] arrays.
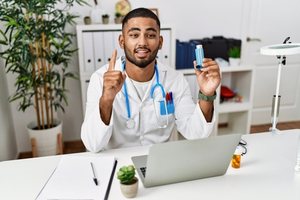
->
[[120, 178, 139, 198], [229, 58, 241, 66], [27, 119, 62, 157]]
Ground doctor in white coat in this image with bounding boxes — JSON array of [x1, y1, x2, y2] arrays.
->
[[81, 8, 221, 152]]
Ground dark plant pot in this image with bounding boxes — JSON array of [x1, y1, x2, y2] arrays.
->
[[114, 17, 123, 24], [84, 16, 91, 25], [102, 17, 109, 24]]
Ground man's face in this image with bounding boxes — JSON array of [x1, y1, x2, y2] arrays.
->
[[120, 17, 163, 68]]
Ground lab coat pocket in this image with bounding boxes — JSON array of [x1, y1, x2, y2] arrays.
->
[[142, 100, 174, 133], [153, 98, 175, 128]]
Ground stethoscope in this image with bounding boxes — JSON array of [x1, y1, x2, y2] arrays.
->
[[121, 58, 166, 129]]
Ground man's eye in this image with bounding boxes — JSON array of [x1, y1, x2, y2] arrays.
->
[[129, 33, 139, 38], [147, 34, 156, 38]]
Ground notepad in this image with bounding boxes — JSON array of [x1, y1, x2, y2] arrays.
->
[[36, 155, 117, 200]]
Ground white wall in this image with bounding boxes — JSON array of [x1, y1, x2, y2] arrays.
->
[[241, 0, 300, 125], [72, 0, 245, 40], [2, 0, 300, 154]]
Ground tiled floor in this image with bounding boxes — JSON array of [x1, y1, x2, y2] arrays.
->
[[18, 121, 300, 159]]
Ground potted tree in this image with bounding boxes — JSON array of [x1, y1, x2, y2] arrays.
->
[[0, 0, 86, 157], [228, 46, 241, 66], [117, 165, 139, 198]]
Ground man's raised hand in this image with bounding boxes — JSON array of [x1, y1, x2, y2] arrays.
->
[[102, 50, 126, 103]]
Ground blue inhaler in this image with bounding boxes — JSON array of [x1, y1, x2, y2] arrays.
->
[[195, 44, 204, 70]]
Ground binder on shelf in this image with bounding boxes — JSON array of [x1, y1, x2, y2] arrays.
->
[[176, 39, 185, 69], [36, 155, 118, 200], [191, 36, 229, 61], [176, 36, 242, 69], [188, 40, 197, 69]]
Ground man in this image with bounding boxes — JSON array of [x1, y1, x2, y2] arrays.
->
[[81, 7, 221, 152]]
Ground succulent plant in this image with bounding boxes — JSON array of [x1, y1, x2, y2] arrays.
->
[[117, 165, 137, 185]]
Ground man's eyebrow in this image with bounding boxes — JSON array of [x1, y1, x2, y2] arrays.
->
[[146, 27, 158, 32], [127, 27, 158, 33], [127, 27, 141, 33]]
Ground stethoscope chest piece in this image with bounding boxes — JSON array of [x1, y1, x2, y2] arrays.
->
[[126, 118, 135, 129]]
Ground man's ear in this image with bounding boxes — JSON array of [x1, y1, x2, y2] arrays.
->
[[119, 34, 124, 49], [159, 35, 163, 49]]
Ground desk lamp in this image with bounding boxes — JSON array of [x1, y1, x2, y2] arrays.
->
[[260, 37, 300, 133]]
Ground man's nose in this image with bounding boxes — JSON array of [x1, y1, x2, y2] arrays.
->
[[137, 35, 148, 45]]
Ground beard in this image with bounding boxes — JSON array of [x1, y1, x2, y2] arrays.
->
[[124, 46, 160, 68]]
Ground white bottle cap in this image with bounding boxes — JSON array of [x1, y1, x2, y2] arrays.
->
[[234, 146, 243, 155], [196, 44, 203, 49]]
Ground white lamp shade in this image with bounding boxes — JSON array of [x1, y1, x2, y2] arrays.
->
[[260, 43, 300, 56]]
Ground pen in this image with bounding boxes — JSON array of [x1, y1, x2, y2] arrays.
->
[[90, 162, 98, 186], [169, 92, 173, 104], [166, 92, 170, 103]]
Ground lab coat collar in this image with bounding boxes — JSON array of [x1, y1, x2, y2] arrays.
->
[[117, 57, 167, 103]]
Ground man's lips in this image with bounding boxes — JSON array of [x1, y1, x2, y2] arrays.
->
[[135, 48, 150, 57]]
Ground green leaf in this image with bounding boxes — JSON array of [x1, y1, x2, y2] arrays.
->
[[117, 165, 136, 184]]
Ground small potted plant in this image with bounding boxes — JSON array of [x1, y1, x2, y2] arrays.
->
[[102, 14, 110, 24], [228, 46, 241, 66], [114, 12, 123, 24], [117, 165, 138, 198]]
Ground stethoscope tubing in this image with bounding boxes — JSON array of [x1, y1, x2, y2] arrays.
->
[[121, 58, 165, 121], [123, 76, 131, 119]]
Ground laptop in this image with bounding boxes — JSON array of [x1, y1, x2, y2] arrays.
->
[[131, 133, 242, 188]]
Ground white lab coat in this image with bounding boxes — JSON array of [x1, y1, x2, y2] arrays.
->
[[81, 58, 215, 152]]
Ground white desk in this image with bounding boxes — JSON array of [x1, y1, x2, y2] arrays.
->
[[1, 129, 300, 200]]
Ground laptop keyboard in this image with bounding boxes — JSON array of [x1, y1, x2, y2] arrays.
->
[[140, 167, 147, 177]]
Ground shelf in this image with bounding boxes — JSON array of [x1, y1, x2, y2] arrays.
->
[[176, 66, 254, 75], [220, 65, 254, 73], [176, 68, 195, 75], [218, 111, 251, 135], [218, 102, 252, 113], [181, 64, 254, 136], [76, 24, 122, 31], [218, 127, 246, 136]]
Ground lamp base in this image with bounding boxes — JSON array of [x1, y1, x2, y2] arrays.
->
[[269, 127, 280, 134]]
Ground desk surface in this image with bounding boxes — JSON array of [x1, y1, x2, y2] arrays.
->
[[1, 129, 300, 200]]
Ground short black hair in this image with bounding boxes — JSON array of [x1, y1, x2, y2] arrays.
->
[[122, 7, 160, 29]]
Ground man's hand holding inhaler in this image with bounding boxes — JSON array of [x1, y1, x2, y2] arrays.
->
[[194, 47, 221, 122]]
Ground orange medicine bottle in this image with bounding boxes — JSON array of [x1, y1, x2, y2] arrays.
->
[[231, 147, 243, 169]]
